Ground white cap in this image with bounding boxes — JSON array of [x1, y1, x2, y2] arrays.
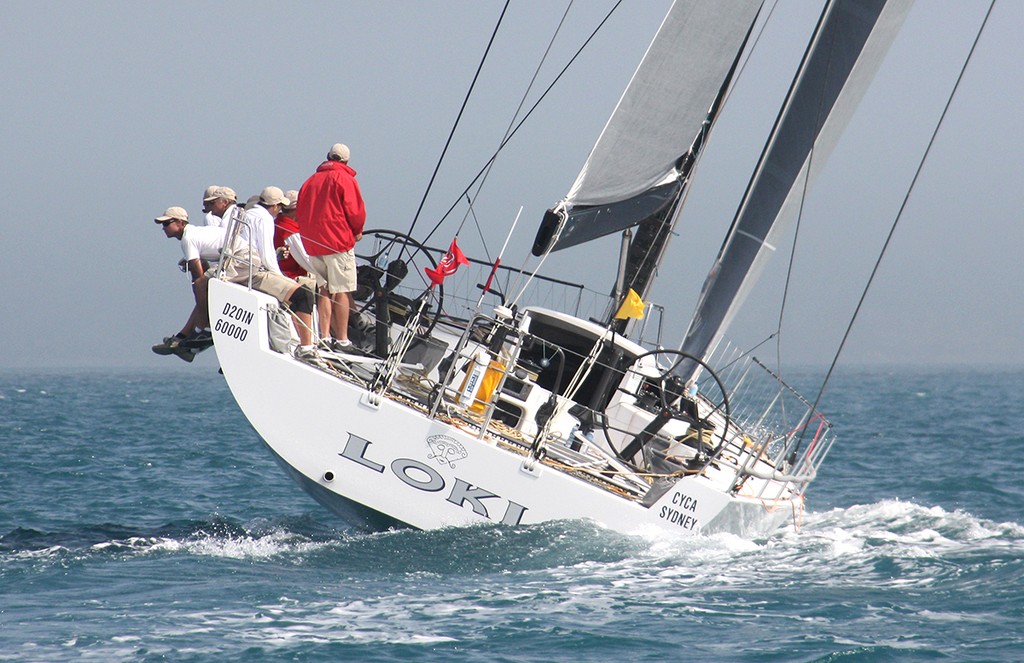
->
[[259, 185, 289, 207], [155, 206, 188, 223], [328, 143, 350, 162], [205, 185, 237, 203]]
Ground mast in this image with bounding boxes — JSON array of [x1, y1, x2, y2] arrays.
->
[[608, 29, 754, 332], [678, 0, 913, 372]]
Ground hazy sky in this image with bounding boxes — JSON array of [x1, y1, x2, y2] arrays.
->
[[1, 0, 1019, 371]]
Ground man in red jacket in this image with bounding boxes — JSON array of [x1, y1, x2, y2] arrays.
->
[[296, 143, 366, 352]]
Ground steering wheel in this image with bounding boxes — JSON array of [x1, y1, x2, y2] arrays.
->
[[628, 349, 732, 464], [354, 229, 445, 340]]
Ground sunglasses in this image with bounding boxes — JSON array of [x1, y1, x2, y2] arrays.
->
[[159, 220, 177, 227]]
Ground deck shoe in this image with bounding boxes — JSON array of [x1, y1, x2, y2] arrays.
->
[[295, 346, 329, 370], [330, 339, 366, 355], [152, 335, 183, 355], [317, 338, 347, 353], [181, 330, 214, 350]]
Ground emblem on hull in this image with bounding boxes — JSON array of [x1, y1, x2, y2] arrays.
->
[[426, 434, 468, 468]]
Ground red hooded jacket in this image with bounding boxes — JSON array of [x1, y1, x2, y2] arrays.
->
[[296, 160, 366, 256]]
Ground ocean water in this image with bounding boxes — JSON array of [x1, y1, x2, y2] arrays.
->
[[2, 366, 1023, 661]]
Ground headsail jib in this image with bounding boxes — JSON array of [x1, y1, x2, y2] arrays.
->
[[532, 0, 764, 257]]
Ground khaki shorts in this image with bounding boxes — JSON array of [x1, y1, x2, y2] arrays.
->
[[309, 251, 356, 294], [295, 275, 318, 296], [213, 248, 297, 303], [210, 248, 257, 283], [251, 271, 299, 303]]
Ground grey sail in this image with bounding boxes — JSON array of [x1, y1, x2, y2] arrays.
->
[[532, 0, 763, 255], [679, 0, 913, 369]]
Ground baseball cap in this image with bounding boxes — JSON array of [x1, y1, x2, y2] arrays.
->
[[259, 185, 289, 207], [154, 206, 188, 223], [328, 143, 350, 162]]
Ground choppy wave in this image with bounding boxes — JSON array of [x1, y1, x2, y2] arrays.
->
[[4, 499, 1021, 574], [0, 516, 335, 572], [3, 501, 1023, 660], [4, 369, 1024, 661]]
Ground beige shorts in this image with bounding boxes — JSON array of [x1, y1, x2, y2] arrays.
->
[[251, 270, 299, 303], [309, 251, 356, 294], [210, 248, 257, 283], [295, 274, 318, 296], [213, 248, 297, 303]]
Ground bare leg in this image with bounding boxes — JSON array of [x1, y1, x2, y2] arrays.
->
[[294, 312, 313, 346], [178, 306, 201, 337], [331, 291, 352, 342], [175, 274, 211, 337], [317, 286, 332, 340], [278, 283, 315, 347], [194, 274, 211, 329]]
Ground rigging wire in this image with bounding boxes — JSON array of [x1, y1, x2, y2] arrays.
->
[[402, 0, 510, 244], [396, 0, 625, 310], [466, 194, 489, 259], [416, 0, 625, 252], [459, 0, 576, 297], [791, 0, 997, 459]]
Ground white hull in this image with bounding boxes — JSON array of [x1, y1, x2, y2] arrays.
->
[[209, 279, 802, 538]]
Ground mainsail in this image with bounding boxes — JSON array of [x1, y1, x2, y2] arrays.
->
[[679, 0, 913, 368], [532, 0, 763, 255]]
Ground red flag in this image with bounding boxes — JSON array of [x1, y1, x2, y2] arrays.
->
[[425, 237, 470, 286]]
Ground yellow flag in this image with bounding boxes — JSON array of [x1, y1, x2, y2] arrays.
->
[[614, 288, 645, 320]]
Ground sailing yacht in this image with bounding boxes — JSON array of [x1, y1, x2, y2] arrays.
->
[[207, 0, 917, 537]]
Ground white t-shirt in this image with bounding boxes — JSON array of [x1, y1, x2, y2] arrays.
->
[[217, 203, 239, 245], [285, 233, 318, 278], [221, 204, 238, 230], [239, 205, 282, 275], [203, 211, 223, 228], [180, 224, 226, 262]]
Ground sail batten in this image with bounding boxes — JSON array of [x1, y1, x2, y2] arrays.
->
[[679, 0, 913, 368]]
